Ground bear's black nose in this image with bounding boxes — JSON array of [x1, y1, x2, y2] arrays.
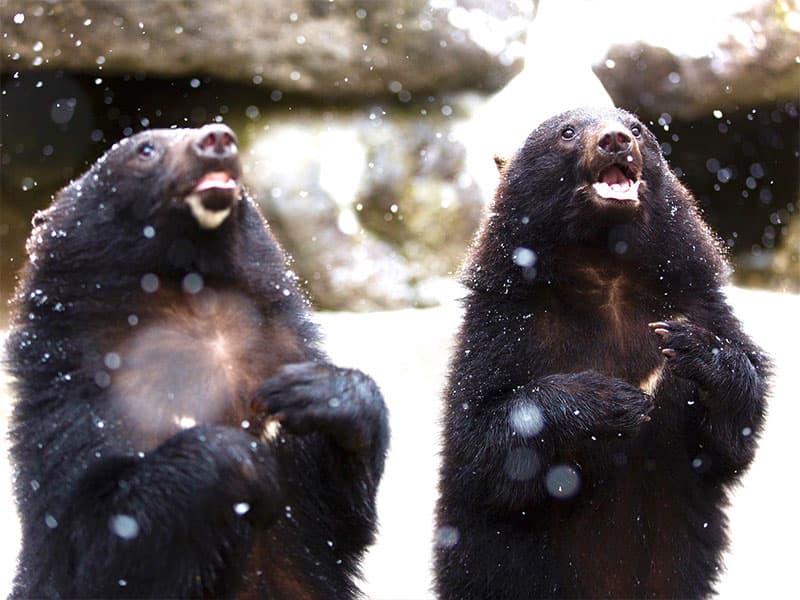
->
[[194, 124, 238, 160], [598, 128, 632, 154]]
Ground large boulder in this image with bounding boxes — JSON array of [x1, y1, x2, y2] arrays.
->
[[593, 0, 800, 121], [243, 114, 417, 311], [355, 113, 485, 281], [1, 0, 533, 99], [241, 107, 484, 310]]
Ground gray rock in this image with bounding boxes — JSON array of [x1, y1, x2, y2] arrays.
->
[[355, 112, 484, 281], [593, 0, 800, 120], [737, 214, 800, 292], [771, 217, 800, 290], [2, 0, 533, 99], [243, 114, 415, 310], [242, 108, 482, 310]]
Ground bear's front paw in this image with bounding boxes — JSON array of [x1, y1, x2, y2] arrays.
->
[[649, 320, 722, 382], [604, 388, 654, 434], [167, 425, 284, 525], [588, 377, 653, 436], [253, 362, 386, 451]]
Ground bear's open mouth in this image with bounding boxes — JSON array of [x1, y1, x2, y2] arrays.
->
[[592, 164, 640, 203], [184, 171, 242, 229], [193, 171, 238, 194]]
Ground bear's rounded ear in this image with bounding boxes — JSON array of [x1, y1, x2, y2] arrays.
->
[[31, 209, 48, 228], [493, 155, 508, 173]]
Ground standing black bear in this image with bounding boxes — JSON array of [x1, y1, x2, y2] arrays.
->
[[6, 124, 389, 598], [434, 107, 769, 599]]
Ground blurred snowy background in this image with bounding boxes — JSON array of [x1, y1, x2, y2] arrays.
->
[[1, 0, 799, 597], [2, 0, 799, 312]]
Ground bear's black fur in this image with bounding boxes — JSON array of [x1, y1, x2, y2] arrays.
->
[[434, 107, 769, 599], [6, 125, 389, 599]]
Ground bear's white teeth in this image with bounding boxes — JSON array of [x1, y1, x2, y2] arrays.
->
[[185, 193, 232, 229], [592, 179, 640, 202], [193, 171, 238, 193], [593, 165, 640, 202]]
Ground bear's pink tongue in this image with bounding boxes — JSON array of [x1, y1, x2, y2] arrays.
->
[[193, 171, 237, 193], [592, 165, 640, 201]]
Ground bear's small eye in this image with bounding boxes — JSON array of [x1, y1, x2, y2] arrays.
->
[[137, 142, 156, 159], [630, 125, 642, 138], [561, 127, 576, 141]]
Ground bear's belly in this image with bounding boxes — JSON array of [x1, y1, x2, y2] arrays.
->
[[552, 467, 694, 597], [107, 289, 305, 450]]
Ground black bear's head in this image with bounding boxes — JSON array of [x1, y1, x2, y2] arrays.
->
[[502, 107, 668, 241], [25, 125, 271, 281], [465, 107, 725, 293], [87, 124, 243, 231]]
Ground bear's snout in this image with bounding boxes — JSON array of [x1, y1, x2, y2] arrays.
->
[[192, 124, 238, 161], [175, 125, 243, 229], [597, 126, 633, 155]]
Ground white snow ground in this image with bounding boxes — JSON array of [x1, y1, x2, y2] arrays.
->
[[1, 286, 797, 598]]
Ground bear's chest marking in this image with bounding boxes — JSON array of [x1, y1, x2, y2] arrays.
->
[[536, 267, 665, 387], [638, 364, 665, 395], [577, 267, 630, 331], [108, 289, 304, 450]]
